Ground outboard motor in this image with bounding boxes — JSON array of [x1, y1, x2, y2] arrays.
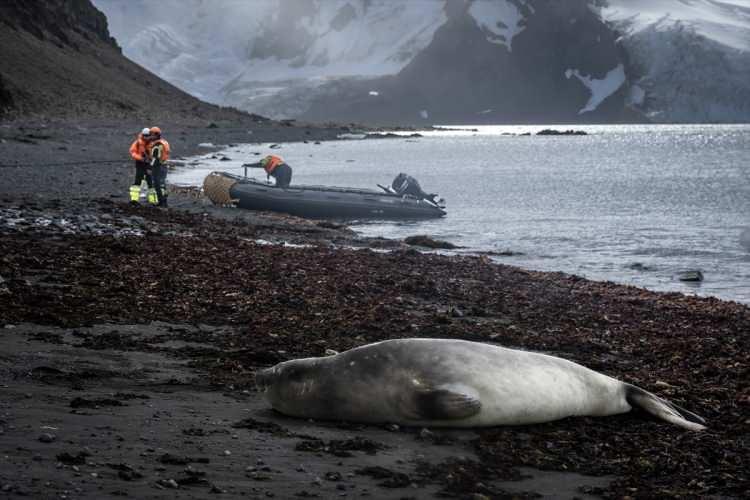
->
[[391, 173, 443, 207]]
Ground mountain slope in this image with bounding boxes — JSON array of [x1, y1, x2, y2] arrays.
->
[[0, 0, 250, 122], [601, 0, 750, 122], [93, 0, 750, 124]]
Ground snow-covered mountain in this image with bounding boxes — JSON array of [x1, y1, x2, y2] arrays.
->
[[93, 0, 750, 124], [600, 0, 750, 122]]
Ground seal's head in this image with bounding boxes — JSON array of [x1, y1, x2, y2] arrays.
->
[[255, 359, 326, 416]]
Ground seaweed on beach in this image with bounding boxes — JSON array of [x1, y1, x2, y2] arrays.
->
[[1, 199, 748, 498]]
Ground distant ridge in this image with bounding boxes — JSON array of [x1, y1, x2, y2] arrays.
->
[[95, 0, 750, 125], [0, 0, 252, 123]]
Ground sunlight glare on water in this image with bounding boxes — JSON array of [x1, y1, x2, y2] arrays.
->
[[172, 124, 750, 303]]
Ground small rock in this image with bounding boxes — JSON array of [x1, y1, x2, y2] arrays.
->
[[324, 472, 342, 482], [449, 306, 464, 318], [38, 433, 56, 443], [404, 235, 457, 249], [418, 428, 434, 440], [471, 494, 490, 500], [678, 270, 704, 282]]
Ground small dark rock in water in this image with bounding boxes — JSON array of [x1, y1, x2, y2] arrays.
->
[[628, 262, 656, 272], [536, 129, 587, 136], [404, 235, 457, 249], [317, 221, 344, 230], [482, 249, 524, 257], [678, 270, 704, 282]]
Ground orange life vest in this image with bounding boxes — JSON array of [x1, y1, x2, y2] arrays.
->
[[147, 138, 171, 163], [129, 134, 149, 161], [262, 155, 283, 175]]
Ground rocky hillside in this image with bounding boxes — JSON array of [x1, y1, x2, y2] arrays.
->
[[0, 0, 250, 122], [96, 0, 750, 125]]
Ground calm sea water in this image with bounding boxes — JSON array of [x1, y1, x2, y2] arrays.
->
[[172, 124, 750, 304]]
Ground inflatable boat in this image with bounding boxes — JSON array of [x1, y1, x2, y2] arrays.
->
[[203, 171, 446, 219]]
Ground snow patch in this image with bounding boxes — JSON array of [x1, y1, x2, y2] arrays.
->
[[565, 64, 626, 114], [601, 0, 750, 52], [468, 0, 526, 51]]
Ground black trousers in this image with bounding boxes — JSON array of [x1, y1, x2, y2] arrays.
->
[[271, 163, 292, 188], [133, 161, 153, 188], [152, 163, 167, 205]]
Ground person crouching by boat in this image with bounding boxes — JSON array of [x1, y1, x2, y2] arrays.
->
[[392, 172, 439, 204], [145, 126, 171, 207], [128, 128, 156, 205], [247, 155, 293, 188]]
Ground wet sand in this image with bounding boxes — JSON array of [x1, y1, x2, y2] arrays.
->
[[0, 120, 748, 499]]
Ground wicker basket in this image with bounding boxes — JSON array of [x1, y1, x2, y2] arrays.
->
[[203, 172, 239, 206]]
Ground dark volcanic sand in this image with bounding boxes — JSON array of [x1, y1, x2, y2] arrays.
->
[[0, 120, 748, 499]]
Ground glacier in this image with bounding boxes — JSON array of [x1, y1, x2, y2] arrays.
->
[[93, 0, 750, 123], [599, 0, 750, 122]]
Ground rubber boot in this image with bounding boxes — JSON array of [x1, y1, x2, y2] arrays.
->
[[129, 185, 140, 205], [147, 188, 158, 205]]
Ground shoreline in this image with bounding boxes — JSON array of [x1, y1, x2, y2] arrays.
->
[[172, 129, 749, 307], [1, 119, 748, 498]]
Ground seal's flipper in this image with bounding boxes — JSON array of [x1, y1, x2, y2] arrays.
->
[[626, 385, 706, 431], [412, 388, 482, 420]]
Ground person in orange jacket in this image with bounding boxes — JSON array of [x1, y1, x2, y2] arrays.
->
[[245, 154, 293, 188], [145, 126, 171, 207], [128, 128, 156, 204]]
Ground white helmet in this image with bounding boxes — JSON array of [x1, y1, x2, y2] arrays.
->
[[141, 128, 150, 136]]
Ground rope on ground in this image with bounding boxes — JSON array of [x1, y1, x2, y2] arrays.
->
[[0, 160, 127, 169]]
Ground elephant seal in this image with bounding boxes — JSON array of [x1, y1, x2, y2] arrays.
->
[[255, 338, 706, 431]]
